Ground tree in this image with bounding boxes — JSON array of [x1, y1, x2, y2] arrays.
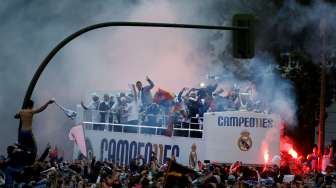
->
[[205, 0, 336, 154]]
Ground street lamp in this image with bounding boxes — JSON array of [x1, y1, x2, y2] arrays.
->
[[19, 20, 253, 133]]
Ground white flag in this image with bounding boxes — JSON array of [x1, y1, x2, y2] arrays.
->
[[55, 101, 77, 120], [69, 125, 87, 157]]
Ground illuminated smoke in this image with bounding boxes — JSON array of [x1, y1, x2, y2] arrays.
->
[[264, 149, 269, 164], [288, 148, 298, 159], [281, 135, 299, 159], [2, 0, 334, 159], [0, 0, 206, 157]]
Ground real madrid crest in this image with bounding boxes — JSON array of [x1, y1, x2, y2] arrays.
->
[[237, 130, 252, 151]]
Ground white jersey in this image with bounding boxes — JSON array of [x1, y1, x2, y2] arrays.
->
[[321, 155, 331, 173], [127, 101, 139, 122], [85, 101, 100, 123]]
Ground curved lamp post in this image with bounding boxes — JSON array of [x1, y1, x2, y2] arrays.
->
[[20, 21, 247, 131]]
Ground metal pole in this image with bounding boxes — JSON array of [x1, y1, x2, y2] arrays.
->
[[21, 22, 247, 109], [18, 21, 247, 135], [318, 18, 326, 168]]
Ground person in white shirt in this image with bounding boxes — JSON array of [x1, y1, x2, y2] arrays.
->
[[322, 145, 333, 173], [125, 85, 139, 133], [127, 98, 139, 124], [81, 93, 100, 110], [136, 76, 155, 108], [81, 93, 100, 130]]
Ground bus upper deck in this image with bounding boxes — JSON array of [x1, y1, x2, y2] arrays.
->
[[77, 107, 204, 138]]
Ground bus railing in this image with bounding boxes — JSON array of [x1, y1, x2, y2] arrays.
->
[[79, 109, 203, 138]]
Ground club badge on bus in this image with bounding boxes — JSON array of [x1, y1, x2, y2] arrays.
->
[[238, 130, 252, 151]]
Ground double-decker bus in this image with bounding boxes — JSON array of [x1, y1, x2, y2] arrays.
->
[[73, 97, 280, 167]]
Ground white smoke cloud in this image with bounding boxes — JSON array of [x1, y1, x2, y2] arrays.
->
[[5, 0, 330, 159], [19, 0, 212, 159]]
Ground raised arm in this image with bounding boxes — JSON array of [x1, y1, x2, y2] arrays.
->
[[132, 84, 138, 102], [146, 76, 154, 90], [38, 143, 51, 162], [177, 87, 187, 102], [90, 156, 96, 172], [32, 99, 54, 114], [81, 100, 89, 110]]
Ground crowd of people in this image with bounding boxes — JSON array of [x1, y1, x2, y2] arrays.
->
[[2, 142, 336, 187], [80, 76, 266, 136]]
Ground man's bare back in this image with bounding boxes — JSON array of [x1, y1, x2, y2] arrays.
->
[[15, 99, 54, 131], [13, 99, 54, 165]]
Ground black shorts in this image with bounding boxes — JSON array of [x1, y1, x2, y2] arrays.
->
[[18, 130, 37, 155]]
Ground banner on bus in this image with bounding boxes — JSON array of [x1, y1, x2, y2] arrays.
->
[[74, 111, 280, 166]]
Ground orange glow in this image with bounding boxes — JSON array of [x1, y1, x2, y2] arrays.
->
[[288, 148, 298, 159], [264, 150, 269, 164]]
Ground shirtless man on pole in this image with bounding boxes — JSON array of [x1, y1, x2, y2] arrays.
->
[[14, 99, 54, 163]]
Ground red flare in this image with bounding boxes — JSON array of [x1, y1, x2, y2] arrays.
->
[[288, 148, 298, 159], [264, 150, 269, 164]]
